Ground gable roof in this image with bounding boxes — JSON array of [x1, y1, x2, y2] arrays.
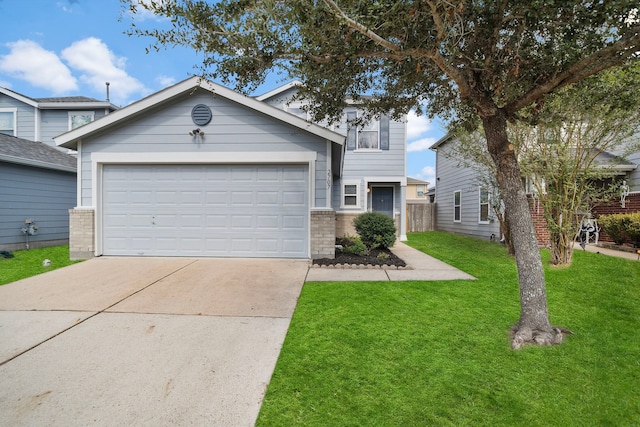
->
[[407, 177, 430, 185], [54, 77, 345, 150], [0, 134, 76, 172], [0, 87, 117, 111], [255, 80, 303, 102]]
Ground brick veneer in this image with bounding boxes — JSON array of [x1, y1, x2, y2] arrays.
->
[[310, 210, 336, 259], [528, 196, 550, 246], [69, 208, 95, 260], [591, 193, 640, 243]]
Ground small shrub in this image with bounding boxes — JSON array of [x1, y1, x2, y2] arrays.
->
[[353, 212, 396, 249], [338, 235, 368, 256], [625, 212, 640, 247], [598, 213, 640, 246]]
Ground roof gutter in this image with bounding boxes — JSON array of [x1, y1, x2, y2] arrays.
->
[[0, 153, 76, 173]]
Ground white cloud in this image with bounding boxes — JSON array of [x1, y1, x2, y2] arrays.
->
[[129, 0, 169, 22], [406, 109, 433, 140], [407, 137, 437, 153], [61, 37, 149, 104], [0, 40, 78, 93], [156, 75, 177, 87], [413, 166, 436, 185]]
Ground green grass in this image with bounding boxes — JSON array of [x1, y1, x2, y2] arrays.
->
[[257, 231, 640, 426], [0, 246, 81, 286]]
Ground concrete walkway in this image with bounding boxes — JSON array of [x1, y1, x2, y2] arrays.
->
[[574, 242, 640, 261], [305, 241, 476, 282], [0, 257, 308, 427]]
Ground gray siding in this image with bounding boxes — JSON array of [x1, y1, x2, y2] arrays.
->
[[0, 95, 36, 140], [627, 150, 640, 190], [40, 109, 110, 147], [261, 88, 406, 213], [434, 140, 501, 240], [79, 88, 329, 208], [0, 162, 76, 249]]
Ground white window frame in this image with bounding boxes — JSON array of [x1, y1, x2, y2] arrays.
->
[[0, 108, 17, 136], [356, 117, 380, 151], [342, 180, 361, 209], [417, 185, 425, 198], [479, 187, 490, 224], [453, 190, 462, 223], [68, 111, 95, 130]]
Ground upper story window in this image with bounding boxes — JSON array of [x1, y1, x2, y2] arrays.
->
[[0, 108, 16, 136], [69, 111, 94, 130], [479, 187, 490, 223], [417, 185, 425, 198], [346, 111, 390, 152]]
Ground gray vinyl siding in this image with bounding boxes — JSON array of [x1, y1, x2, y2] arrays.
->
[[0, 95, 36, 140], [261, 88, 406, 213], [40, 109, 110, 147], [434, 140, 501, 240], [0, 162, 76, 249], [627, 150, 640, 190], [78, 88, 330, 208]]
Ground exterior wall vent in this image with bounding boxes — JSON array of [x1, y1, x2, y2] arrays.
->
[[191, 104, 212, 126]]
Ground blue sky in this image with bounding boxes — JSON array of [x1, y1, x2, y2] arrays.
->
[[0, 0, 442, 185]]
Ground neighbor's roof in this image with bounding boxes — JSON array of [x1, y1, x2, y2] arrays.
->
[[407, 177, 430, 185], [0, 134, 76, 172], [0, 87, 117, 110]]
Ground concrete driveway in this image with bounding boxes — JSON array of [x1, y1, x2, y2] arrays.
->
[[0, 257, 308, 426]]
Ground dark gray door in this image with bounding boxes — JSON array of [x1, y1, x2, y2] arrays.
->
[[371, 187, 394, 218]]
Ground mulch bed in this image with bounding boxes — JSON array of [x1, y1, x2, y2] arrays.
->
[[312, 246, 407, 268]]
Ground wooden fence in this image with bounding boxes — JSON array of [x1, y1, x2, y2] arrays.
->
[[406, 202, 435, 232]]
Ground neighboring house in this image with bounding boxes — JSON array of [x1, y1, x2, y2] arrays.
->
[[257, 81, 408, 241], [0, 134, 77, 251], [431, 134, 640, 244], [406, 177, 430, 201], [54, 77, 408, 260], [0, 87, 117, 150]]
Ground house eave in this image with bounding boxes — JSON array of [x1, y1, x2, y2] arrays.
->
[[37, 102, 117, 110], [0, 153, 76, 173]]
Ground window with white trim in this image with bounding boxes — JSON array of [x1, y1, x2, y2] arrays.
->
[[454, 190, 461, 222], [357, 119, 379, 150], [417, 185, 425, 198], [0, 108, 16, 136], [69, 111, 94, 130], [479, 187, 490, 223], [342, 181, 360, 208]]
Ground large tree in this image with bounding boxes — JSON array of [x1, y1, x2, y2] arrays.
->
[[124, 0, 640, 348], [445, 62, 640, 266]]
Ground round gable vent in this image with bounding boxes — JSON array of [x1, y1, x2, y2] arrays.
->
[[191, 104, 212, 126]]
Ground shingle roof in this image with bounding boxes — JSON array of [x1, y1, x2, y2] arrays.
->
[[0, 134, 76, 172], [35, 96, 101, 103]]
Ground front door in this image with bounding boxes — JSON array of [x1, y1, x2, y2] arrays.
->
[[371, 186, 394, 218]]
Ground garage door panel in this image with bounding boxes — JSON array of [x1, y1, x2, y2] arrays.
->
[[102, 164, 308, 257]]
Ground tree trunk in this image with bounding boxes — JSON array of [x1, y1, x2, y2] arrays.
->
[[548, 230, 574, 266], [481, 112, 568, 349]]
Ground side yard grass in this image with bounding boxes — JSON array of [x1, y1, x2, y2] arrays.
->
[[0, 246, 81, 286], [257, 231, 640, 426]]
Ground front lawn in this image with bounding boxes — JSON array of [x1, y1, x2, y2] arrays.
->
[[257, 231, 640, 426], [0, 246, 81, 286]]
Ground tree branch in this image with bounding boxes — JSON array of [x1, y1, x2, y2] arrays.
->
[[505, 24, 640, 116]]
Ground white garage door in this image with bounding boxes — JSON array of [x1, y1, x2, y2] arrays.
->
[[102, 164, 309, 258]]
